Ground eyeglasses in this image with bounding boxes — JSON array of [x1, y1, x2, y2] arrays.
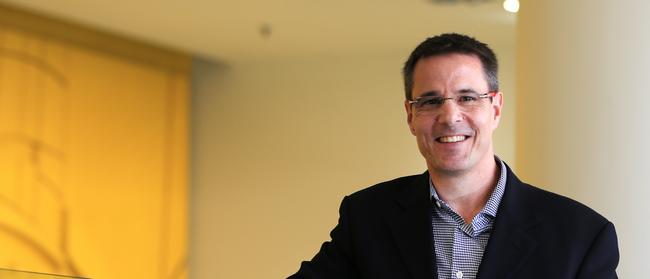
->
[[408, 91, 497, 114]]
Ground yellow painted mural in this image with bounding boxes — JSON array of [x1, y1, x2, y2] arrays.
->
[[0, 4, 188, 279]]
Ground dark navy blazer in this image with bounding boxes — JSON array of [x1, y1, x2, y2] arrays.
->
[[289, 165, 619, 279]]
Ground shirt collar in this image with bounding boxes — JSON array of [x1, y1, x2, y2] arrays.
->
[[429, 156, 507, 218]]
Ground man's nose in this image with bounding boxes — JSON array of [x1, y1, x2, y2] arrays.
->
[[436, 100, 464, 125]]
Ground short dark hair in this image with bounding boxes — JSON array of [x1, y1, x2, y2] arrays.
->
[[402, 33, 499, 100]]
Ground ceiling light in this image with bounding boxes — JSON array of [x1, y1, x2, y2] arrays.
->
[[503, 0, 519, 13]]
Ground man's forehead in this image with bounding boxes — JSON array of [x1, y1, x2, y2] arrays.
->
[[413, 53, 483, 71], [412, 54, 488, 92]]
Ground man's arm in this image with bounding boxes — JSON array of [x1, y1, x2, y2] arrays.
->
[[576, 221, 619, 279], [288, 196, 359, 279]]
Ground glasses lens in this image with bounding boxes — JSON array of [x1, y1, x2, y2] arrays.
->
[[414, 96, 442, 111], [457, 94, 482, 107], [413, 94, 488, 114]]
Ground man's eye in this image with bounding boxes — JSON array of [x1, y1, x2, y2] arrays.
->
[[458, 95, 478, 103], [421, 97, 444, 106]]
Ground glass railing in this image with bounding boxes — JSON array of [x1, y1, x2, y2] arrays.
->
[[0, 269, 88, 279]]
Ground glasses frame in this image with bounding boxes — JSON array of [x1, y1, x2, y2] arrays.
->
[[408, 91, 498, 112]]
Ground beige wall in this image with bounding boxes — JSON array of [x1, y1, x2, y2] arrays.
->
[[516, 1, 650, 276], [190, 40, 515, 278]]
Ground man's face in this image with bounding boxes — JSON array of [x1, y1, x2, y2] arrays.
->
[[405, 53, 503, 176]]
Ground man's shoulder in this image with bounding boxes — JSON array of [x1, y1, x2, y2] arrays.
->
[[511, 179, 610, 226], [343, 173, 426, 208], [351, 173, 423, 195]]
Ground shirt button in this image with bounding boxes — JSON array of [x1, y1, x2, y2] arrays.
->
[[456, 271, 463, 278], [435, 201, 441, 208]]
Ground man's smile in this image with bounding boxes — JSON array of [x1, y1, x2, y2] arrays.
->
[[436, 135, 469, 143]]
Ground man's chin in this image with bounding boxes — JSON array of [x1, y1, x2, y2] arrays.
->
[[427, 160, 470, 176]]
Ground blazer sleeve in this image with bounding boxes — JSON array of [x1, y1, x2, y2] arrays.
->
[[576, 221, 620, 279], [288, 196, 359, 279]]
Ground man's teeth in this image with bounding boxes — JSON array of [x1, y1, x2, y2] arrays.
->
[[438, 136, 467, 143]]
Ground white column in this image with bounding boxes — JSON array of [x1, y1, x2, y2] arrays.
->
[[516, 1, 650, 277]]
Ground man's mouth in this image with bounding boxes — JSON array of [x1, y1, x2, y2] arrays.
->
[[436, 135, 468, 143]]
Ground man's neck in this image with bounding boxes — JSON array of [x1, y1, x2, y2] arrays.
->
[[429, 157, 500, 224]]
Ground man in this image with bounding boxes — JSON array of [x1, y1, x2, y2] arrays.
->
[[289, 33, 619, 279]]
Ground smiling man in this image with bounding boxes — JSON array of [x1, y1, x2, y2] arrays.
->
[[289, 33, 619, 279]]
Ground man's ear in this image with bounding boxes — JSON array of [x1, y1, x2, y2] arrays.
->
[[405, 100, 416, 135], [491, 91, 504, 130]]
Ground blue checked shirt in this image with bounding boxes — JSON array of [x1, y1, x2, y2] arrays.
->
[[429, 158, 507, 279]]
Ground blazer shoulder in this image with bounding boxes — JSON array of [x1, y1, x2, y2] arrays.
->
[[345, 173, 426, 207], [515, 181, 611, 226]]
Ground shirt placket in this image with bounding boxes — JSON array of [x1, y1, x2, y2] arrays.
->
[[451, 217, 472, 279]]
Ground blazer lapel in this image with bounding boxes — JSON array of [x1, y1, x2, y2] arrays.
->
[[477, 166, 541, 279], [387, 172, 437, 279]]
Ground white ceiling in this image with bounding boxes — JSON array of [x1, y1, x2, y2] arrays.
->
[[1, 0, 516, 63]]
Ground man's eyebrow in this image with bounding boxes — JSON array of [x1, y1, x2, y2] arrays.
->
[[418, 89, 479, 97], [458, 88, 479, 94], [419, 91, 441, 97]]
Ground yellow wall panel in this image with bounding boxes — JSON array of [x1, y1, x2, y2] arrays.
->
[[0, 9, 188, 279], [0, 268, 85, 278]]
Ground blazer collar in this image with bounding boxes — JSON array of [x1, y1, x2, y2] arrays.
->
[[476, 163, 541, 279], [387, 171, 437, 279], [386, 165, 541, 279]]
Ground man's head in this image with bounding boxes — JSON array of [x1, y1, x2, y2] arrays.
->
[[402, 33, 499, 101], [403, 34, 503, 176]]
